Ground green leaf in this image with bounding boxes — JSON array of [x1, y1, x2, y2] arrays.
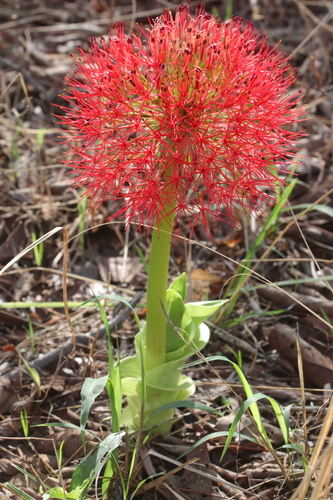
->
[[70, 432, 124, 498], [119, 285, 226, 432], [19, 355, 41, 396], [105, 367, 122, 433], [185, 300, 228, 328], [80, 376, 108, 430], [42, 487, 70, 500], [43, 481, 91, 500], [80, 375, 108, 453], [169, 272, 187, 300], [165, 289, 188, 352]]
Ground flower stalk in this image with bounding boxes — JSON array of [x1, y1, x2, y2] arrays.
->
[[146, 210, 175, 370], [59, 3, 305, 433]]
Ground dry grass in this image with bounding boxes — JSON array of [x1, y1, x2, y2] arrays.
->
[[0, 0, 333, 498]]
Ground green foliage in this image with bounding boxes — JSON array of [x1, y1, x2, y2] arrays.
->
[[222, 171, 298, 319], [0, 300, 118, 309], [57, 441, 65, 476], [150, 400, 223, 417], [21, 429, 122, 500], [279, 442, 309, 474], [93, 296, 123, 497], [68, 432, 124, 500], [36, 128, 46, 149], [183, 355, 291, 460], [19, 407, 29, 438], [26, 317, 35, 350], [3, 483, 36, 500], [3, 467, 48, 500], [75, 193, 87, 254], [0, 226, 62, 277], [35, 393, 124, 500], [80, 376, 108, 452], [18, 353, 41, 398], [135, 245, 149, 273], [284, 202, 333, 219], [31, 229, 44, 266], [120, 273, 227, 433], [227, 347, 243, 367], [320, 308, 333, 336], [31, 293, 137, 499], [225, 0, 233, 20], [43, 482, 90, 500]]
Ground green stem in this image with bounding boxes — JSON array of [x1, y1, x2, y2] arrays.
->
[[145, 209, 175, 371]]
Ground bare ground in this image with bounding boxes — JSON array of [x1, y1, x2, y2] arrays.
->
[[0, 0, 333, 499]]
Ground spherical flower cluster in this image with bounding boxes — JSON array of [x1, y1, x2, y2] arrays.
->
[[60, 4, 304, 230]]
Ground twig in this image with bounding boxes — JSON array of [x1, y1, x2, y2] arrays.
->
[[1, 292, 145, 381], [0, 56, 47, 95]]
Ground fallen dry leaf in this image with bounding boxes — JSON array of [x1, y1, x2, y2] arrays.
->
[[264, 323, 333, 388]]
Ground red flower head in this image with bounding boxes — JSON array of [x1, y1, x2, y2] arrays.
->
[[60, 4, 304, 230]]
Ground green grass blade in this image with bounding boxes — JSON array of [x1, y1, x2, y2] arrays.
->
[[0, 301, 114, 309], [2, 484, 36, 500], [284, 203, 333, 218], [220, 393, 267, 459], [149, 400, 223, 417], [10, 465, 39, 483], [178, 430, 259, 460], [135, 245, 149, 273], [185, 356, 290, 449], [223, 174, 298, 318]]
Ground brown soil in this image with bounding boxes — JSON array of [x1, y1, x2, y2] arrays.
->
[[0, 1, 333, 499]]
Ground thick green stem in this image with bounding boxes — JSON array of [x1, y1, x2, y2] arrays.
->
[[145, 210, 175, 371]]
